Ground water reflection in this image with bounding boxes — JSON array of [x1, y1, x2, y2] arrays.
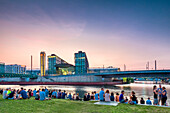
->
[[75, 88, 87, 98]]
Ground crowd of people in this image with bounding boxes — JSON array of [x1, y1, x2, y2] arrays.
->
[[0, 84, 168, 106]]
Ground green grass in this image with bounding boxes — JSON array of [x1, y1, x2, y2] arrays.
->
[[0, 95, 170, 113]]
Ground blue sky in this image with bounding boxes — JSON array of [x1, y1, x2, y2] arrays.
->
[[0, 0, 170, 70]]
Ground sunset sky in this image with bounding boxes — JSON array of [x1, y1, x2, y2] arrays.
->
[[1, 0, 170, 70]]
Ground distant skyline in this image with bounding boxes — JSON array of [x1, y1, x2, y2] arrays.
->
[[1, 0, 170, 70]]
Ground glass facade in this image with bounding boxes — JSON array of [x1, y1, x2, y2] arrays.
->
[[58, 66, 75, 75], [40, 51, 46, 76], [48, 54, 75, 75], [0, 62, 5, 73], [75, 51, 89, 74], [48, 54, 57, 74]]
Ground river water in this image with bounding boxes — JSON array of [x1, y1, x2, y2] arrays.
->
[[0, 83, 169, 105]]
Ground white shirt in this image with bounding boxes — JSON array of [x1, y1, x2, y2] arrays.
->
[[105, 93, 110, 101]]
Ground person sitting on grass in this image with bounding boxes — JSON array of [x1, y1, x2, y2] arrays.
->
[[0, 89, 3, 94], [35, 90, 40, 100], [99, 88, 105, 101], [40, 89, 46, 101], [84, 93, 88, 101], [136, 97, 138, 104], [67, 93, 72, 100], [8, 89, 16, 100], [146, 97, 152, 105], [129, 91, 137, 104], [87, 93, 90, 101], [61, 90, 67, 99], [49, 90, 52, 97], [115, 93, 119, 102], [33, 88, 37, 97], [19, 87, 28, 99], [125, 97, 128, 103], [91, 92, 94, 100], [52, 90, 57, 98], [119, 90, 125, 103], [58, 89, 62, 99], [94, 91, 99, 100], [27, 89, 32, 98], [73, 93, 76, 100], [110, 92, 114, 101], [16, 89, 21, 98], [140, 97, 145, 104], [105, 90, 110, 102], [45, 88, 49, 97], [3, 88, 8, 99], [7, 88, 11, 95], [76, 93, 81, 101]]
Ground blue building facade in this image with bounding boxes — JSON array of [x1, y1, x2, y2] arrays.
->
[[75, 51, 89, 74], [48, 54, 57, 74], [48, 54, 75, 75], [5, 64, 26, 74], [0, 62, 5, 73]]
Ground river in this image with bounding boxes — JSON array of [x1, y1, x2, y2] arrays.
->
[[0, 83, 169, 105]]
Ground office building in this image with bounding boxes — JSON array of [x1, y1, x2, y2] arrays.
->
[[40, 51, 46, 76], [75, 51, 89, 74], [48, 54, 57, 74], [48, 54, 74, 75], [5, 64, 26, 74], [0, 62, 5, 73], [56, 63, 75, 75]]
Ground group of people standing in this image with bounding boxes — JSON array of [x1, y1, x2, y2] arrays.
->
[[153, 84, 168, 106]]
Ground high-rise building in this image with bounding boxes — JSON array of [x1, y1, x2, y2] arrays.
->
[[48, 54, 74, 75], [48, 54, 57, 74], [40, 51, 46, 76], [5, 64, 26, 74], [0, 62, 5, 73], [75, 51, 89, 74]]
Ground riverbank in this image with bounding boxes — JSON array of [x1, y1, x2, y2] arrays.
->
[[0, 95, 170, 113], [0, 81, 123, 85]]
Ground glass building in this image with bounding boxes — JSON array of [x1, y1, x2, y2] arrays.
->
[[48, 54, 75, 75], [48, 54, 57, 74], [40, 51, 46, 76], [0, 62, 5, 73], [56, 64, 75, 75], [75, 51, 89, 74]]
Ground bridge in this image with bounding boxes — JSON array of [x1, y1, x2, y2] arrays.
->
[[93, 70, 170, 78], [0, 70, 170, 80]]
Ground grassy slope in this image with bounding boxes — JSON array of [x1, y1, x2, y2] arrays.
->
[[0, 95, 169, 113]]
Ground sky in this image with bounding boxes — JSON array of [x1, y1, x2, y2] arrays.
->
[[0, 0, 170, 70]]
